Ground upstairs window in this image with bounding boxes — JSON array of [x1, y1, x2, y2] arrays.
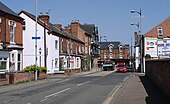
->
[[55, 40, 58, 50], [109, 46, 113, 53], [67, 41, 69, 53], [157, 27, 163, 36], [9, 20, 16, 43], [60, 38, 63, 52]]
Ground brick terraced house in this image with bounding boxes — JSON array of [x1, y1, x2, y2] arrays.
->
[[0, 1, 24, 73]]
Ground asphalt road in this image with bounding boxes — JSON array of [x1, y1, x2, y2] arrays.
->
[[0, 71, 130, 104]]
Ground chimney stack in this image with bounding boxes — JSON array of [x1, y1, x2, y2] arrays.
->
[[38, 12, 50, 24], [53, 24, 62, 31]]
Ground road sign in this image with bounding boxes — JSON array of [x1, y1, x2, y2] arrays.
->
[[32, 37, 40, 40], [70, 57, 74, 63]]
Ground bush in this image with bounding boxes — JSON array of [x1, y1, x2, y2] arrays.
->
[[24, 65, 47, 72]]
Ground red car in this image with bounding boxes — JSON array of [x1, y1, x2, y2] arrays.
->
[[116, 64, 127, 73]]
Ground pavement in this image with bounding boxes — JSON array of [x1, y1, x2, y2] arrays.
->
[[111, 73, 170, 104], [1, 69, 170, 104]]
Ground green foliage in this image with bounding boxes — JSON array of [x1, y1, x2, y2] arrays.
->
[[145, 54, 151, 58], [23, 65, 47, 72]]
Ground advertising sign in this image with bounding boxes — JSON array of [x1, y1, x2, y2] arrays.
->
[[157, 39, 170, 56], [144, 38, 158, 57]]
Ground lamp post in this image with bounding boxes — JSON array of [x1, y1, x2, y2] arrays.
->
[[104, 38, 108, 59], [35, 0, 38, 81], [39, 48, 42, 67], [99, 35, 106, 59], [131, 8, 144, 73], [131, 8, 142, 33]]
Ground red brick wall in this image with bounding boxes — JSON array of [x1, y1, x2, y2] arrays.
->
[[100, 48, 129, 59], [0, 74, 9, 86], [0, 14, 23, 46], [0, 72, 46, 85]]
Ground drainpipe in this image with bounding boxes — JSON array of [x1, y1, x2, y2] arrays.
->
[[44, 23, 47, 68]]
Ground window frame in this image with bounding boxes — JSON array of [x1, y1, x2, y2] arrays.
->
[[157, 26, 163, 36]]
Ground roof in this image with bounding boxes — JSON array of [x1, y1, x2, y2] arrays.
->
[[19, 10, 84, 43], [80, 24, 95, 36], [0, 1, 21, 18], [100, 41, 129, 49], [61, 30, 84, 43]]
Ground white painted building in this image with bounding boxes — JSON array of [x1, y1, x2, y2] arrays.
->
[[19, 11, 60, 74]]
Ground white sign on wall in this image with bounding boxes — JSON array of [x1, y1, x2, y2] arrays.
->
[[157, 39, 170, 56], [144, 38, 158, 57]]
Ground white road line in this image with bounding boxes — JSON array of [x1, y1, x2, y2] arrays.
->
[[103, 84, 121, 104], [76, 81, 91, 86], [44, 88, 71, 99], [103, 76, 130, 104], [3, 100, 10, 103], [58, 79, 70, 83], [3, 97, 20, 103], [40, 98, 48, 102]]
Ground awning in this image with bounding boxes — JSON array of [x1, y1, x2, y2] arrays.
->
[[0, 50, 9, 58]]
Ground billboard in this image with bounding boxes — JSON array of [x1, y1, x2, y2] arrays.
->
[[144, 38, 158, 57], [157, 39, 170, 56]]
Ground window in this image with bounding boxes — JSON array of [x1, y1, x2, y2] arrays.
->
[[104, 53, 107, 59], [60, 38, 63, 52], [9, 20, 16, 43], [119, 53, 123, 59], [67, 41, 69, 53], [82, 47, 85, 54], [0, 58, 7, 70], [55, 58, 58, 68], [109, 46, 113, 52], [157, 27, 163, 36], [70, 43, 73, 54], [76, 44, 78, 55], [17, 53, 21, 71], [77, 58, 79, 67], [23, 21, 26, 30], [110, 53, 113, 59], [55, 40, 58, 50], [119, 46, 123, 52], [79, 46, 81, 54], [9, 53, 15, 71]]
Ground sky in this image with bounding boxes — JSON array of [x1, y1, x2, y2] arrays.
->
[[1, 0, 170, 45]]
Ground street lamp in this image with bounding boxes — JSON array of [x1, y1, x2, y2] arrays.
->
[[131, 9, 142, 33], [35, 0, 38, 81], [104, 38, 108, 59], [131, 22, 140, 33], [39, 47, 42, 67], [99, 35, 106, 59], [131, 8, 144, 73]]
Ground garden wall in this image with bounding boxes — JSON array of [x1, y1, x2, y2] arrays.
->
[[0, 72, 46, 85], [145, 59, 170, 99]]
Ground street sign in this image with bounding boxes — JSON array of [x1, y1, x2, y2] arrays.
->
[[70, 57, 74, 63], [32, 37, 40, 40]]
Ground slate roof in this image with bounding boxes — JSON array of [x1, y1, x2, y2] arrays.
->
[[0, 1, 21, 18], [80, 24, 95, 36], [19, 10, 84, 43], [100, 41, 120, 49], [100, 41, 129, 50]]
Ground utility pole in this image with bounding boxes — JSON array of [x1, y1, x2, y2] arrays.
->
[[35, 0, 38, 80]]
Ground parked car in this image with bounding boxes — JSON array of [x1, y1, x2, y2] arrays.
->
[[102, 59, 114, 71], [116, 64, 127, 73]]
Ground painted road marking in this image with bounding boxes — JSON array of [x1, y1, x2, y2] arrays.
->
[[103, 76, 129, 104], [76, 81, 91, 86], [3, 97, 20, 103], [44, 88, 71, 99]]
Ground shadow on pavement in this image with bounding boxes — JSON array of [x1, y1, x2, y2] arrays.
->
[[139, 75, 170, 104]]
